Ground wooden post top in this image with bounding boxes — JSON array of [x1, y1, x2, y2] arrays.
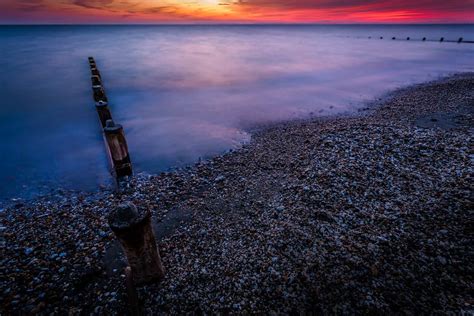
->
[[95, 100, 108, 107], [104, 119, 123, 134], [108, 202, 149, 232]]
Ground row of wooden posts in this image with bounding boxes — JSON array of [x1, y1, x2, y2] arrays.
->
[[88, 57, 133, 179], [367, 36, 473, 44], [88, 58, 165, 314]]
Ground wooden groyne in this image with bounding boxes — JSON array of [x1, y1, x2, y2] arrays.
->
[[88, 57, 133, 180], [368, 36, 474, 44]]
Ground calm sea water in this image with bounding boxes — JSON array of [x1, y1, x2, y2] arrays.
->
[[0, 25, 473, 203]]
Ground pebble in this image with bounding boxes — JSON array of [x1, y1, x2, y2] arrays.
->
[[437, 256, 448, 265], [214, 175, 226, 183], [24, 248, 34, 255]]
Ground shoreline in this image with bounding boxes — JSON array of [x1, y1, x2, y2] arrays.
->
[[1, 73, 473, 313], [0, 72, 470, 209]]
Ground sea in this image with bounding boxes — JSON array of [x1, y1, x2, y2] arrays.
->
[[0, 24, 473, 203]]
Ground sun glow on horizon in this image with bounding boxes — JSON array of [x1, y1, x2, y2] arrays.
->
[[0, 0, 473, 24]]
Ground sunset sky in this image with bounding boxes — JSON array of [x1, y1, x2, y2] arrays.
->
[[1, 0, 473, 24]]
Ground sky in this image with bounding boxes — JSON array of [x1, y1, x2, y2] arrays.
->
[[1, 0, 473, 24]]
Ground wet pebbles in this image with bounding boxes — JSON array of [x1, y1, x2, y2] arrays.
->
[[1, 74, 473, 314]]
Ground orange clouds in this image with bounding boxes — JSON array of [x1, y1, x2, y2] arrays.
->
[[0, 0, 473, 23], [225, 0, 474, 23]]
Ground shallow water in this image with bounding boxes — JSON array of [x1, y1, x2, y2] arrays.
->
[[0, 24, 473, 202]]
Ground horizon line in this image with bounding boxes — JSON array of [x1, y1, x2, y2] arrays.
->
[[1, 22, 474, 26]]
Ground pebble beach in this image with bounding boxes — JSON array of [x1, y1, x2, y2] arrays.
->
[[1, 73, 473, 314]]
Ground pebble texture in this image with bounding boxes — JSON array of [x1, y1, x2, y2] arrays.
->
[[0, 74, 473, 314]]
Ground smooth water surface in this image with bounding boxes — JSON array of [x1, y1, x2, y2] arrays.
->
[[1, 25, 473, 202]]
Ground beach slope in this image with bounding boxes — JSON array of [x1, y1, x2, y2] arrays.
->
[[1, 74, 473, 314]]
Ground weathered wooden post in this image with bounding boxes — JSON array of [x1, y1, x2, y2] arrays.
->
[[93, 84, 107, 102], [108, 202, 165, 285], [125, 267, 141, 316], [95, 100, 113, 128], [104, 119, 133, 178]]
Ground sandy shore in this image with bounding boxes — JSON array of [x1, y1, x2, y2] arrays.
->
[[1, 74, 473, 314]]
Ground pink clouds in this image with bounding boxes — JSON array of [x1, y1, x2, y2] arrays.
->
[[0, 0, 473, 23]]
